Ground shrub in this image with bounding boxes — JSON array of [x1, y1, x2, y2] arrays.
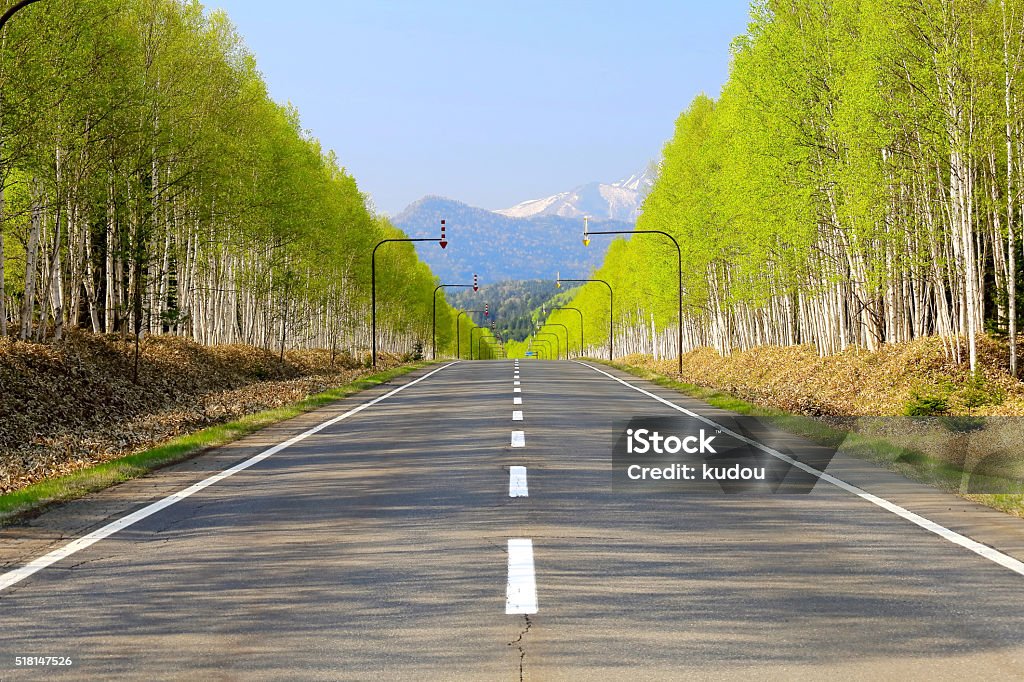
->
[[905, 392, 949, 416], [958, 372, 1005, 412]]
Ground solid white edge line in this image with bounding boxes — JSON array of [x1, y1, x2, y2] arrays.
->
[[509, 466, 529, 497], [574, 361, 1024, 578], [511, 431, 526, 447], [512, 410, 523, 421], [0, 362, 461, 593], [506, 538, 538, 614]]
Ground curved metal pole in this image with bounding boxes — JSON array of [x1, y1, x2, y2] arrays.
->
[[476, 330, 496, 360], [455, 308, 487, 360], [552, 307, 584, 357], [455, 311, 466, 360], [373, 236, 441, 368], [558, 278, 612, 361], [588, 229, 682, 375], [470, 327, 481, 360], [433, 283, 473, 359], [479, 331, 496, 359], [533, 336, 554, 360], [0, 0, 43, 33], [541, 323, 570, 357], [535, 332, 559, 359]]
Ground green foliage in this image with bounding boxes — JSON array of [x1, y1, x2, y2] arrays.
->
[[905, 393, 950, 417], [406, 341, 424, 362], [563, 0, 1024, 365], [0, 0, 450, 354], [449, 280, 561, 343], [958, 373, 1005, 412]]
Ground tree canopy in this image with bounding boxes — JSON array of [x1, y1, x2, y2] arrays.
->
[[0, 0, 468, 358], [559, 0, 1024, 374]]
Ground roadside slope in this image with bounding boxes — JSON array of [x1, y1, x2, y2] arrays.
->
[[0, 331, 411, 494]]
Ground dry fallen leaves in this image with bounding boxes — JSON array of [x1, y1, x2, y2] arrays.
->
[[0, 331, 405, 493], [625, 334, 1024, 418]]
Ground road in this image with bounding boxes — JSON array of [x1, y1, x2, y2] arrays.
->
[[2, 359, 1024, 680]]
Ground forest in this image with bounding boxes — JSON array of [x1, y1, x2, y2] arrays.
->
[[554, 0, 1024, 376], [448, 280, 562, 345], [0, 0, 468, 360]]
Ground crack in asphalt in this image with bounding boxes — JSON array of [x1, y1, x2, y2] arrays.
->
[[507, 614, 531, 681], [64, 553, 117, 570]]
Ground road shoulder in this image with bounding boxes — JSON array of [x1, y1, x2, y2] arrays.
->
[[0, 363, 448, 571], [580, 360, 1024, 569]]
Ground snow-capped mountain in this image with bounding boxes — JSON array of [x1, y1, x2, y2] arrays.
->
[[494, 166, 656, 222], [393, 196, 632, 283]]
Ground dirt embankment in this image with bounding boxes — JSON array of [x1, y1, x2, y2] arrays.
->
[[0, 332, 405, 493], [623, 335, 1024, 417]]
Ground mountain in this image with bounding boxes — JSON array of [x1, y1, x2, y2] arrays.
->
[[394, 196, 633, 283], [494, 167, 656, 222]]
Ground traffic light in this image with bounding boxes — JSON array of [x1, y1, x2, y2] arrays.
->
[[484, 303, 489, 317], [439, 219, 448, 249], [473, 273, 478, 292]]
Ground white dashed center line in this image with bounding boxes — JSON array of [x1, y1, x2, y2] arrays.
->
[[509, 466, 528, 497], [511, 431, 526, 447], [513, 397, 522, 405], [512, 410, 523, 421], [506, 539, 538, 614]]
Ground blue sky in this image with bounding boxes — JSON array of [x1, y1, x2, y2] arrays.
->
[[207, 1, 752, 215]]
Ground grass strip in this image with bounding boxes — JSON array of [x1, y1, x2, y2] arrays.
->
[[593, 358, 1024, 517], [0, 362, 433, 525]]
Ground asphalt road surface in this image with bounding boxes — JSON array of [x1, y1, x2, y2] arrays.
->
[[3, 359, 1024, 680]]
